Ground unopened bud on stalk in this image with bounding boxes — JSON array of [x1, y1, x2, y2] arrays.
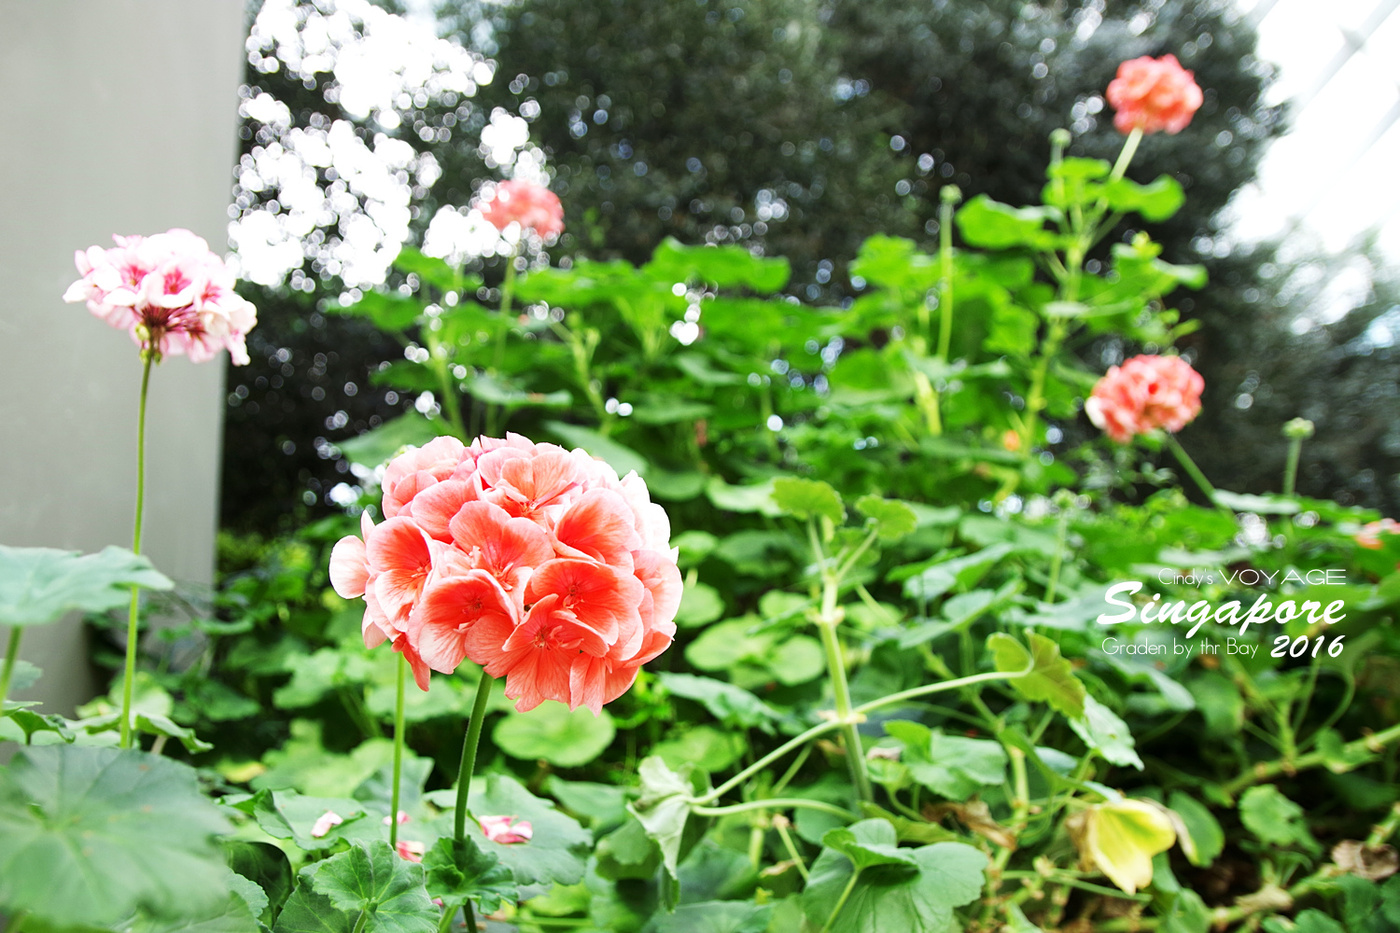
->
[[940, 184, 963, 205], [1283, 418, 1315, 440]]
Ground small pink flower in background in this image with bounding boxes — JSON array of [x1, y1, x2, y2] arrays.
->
[[480, 815, 533, 845], [329, 433, 680, 713], [480, 180, 565, 239], [1086, 355, 1204, 443], [382, 810, 411, 826], [1106, 55, 1204, 136], [1357, 519, 1400, 550], [395, 839, 426, 862], [63, 228, 257, 364], [310, 810, 343, 839]]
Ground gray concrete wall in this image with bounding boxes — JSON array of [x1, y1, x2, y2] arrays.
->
[[0, 2, 246, 716]]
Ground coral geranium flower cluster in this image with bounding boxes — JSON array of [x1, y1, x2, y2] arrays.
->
[[480, 180, 565, 240], [1086, 354, 1204, 443], [1106, 54, 1204, 136], [329, 434, 680, 714], [63, 228, 257, 365]]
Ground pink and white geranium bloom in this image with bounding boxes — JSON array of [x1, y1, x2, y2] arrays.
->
[[479, 815, 533, 845], [64, 228, 257, 364], [329, 433, 681, 713]]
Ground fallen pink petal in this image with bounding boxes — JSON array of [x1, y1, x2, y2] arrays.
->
[[479, 815, 533, 845]]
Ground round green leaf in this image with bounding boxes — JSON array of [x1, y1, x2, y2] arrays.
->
[[493, 702, 615, 767], [0, 545, 172, 628], [0, 746, 231, 927]]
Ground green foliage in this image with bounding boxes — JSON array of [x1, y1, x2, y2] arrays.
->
[[306, 842, 437, 933], [989, 632, 1087, 718], [493, 702, 616, 767], [0, 747, 232, 928], [0, 544, 172, 627], [800, 820, 987, 933], [422, 837, 515, 916]]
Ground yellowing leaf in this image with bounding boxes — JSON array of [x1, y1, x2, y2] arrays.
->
[[1082, 800, 1176, 895]]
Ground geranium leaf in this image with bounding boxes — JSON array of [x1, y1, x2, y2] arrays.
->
[[772, 477, 846, 525], [0, 544, 172, 627], [1069, 695, 1143, 770], [0, 746, 231, 928], [493, 703, 615, 768], [1167, 792, 1224, 868], [820, 824, 919, 873], [426, 773, 592, 887], [855, 496, 918, 541], [1239, 785, 1317, 850], [628, 756, 695, 901], [988, 632, 1086, 718], [307, 841, 437, 933], [252, 788, 371, 851], [422, 836, 516, 915], [802, 820, 986, 933]]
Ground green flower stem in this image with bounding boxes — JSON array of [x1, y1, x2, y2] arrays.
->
[[817, 618, 872, 804], [695, 669, 1024, 807], [690, 798, 857, 821], [350, 911, 369, 933], [390, 653, 407, 848], [1018, 319, 1067, 455], [1044, 506, 1071, 604], [120, 354, 154, 750], [0, 626, 22, 709], [454, 671, 496, 844], [774, 817, 809, 880], [493, 250, 519, 372], [1222, 719, 1400, 799], [1368, 802, 1400, 848], [698, 721, 843, 805], [819, 868, 863, 933], [426, 326, 467, 441], [1108, 127, 1144, 184], [851, 669, 1025, 717], [484, 246, 522, 436], [936, 188, 959, 361], [809, 521, 872, 805], [1283, 436, 1303, 497], [1164, 434, 1230, 513]]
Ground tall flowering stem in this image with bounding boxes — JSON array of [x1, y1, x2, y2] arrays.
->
[[807, 520, 873, 804], [1165, 434, 1225, 510], [485, 247, 520, 437], [0, 627, 21, 709], [389, 653, 407, 848], [453, 672, 496, 844], [64, 229, 257, 748], [119, 353, 154, 749]]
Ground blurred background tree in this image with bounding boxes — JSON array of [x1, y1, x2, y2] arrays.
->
[[223, 0, 1399, 532]]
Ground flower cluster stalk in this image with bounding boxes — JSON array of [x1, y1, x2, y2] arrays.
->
[[0, 627, 22, 709], [453, 671, 497, 844], [120, 354, 154, 750], [389, 653, 407, 848]]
